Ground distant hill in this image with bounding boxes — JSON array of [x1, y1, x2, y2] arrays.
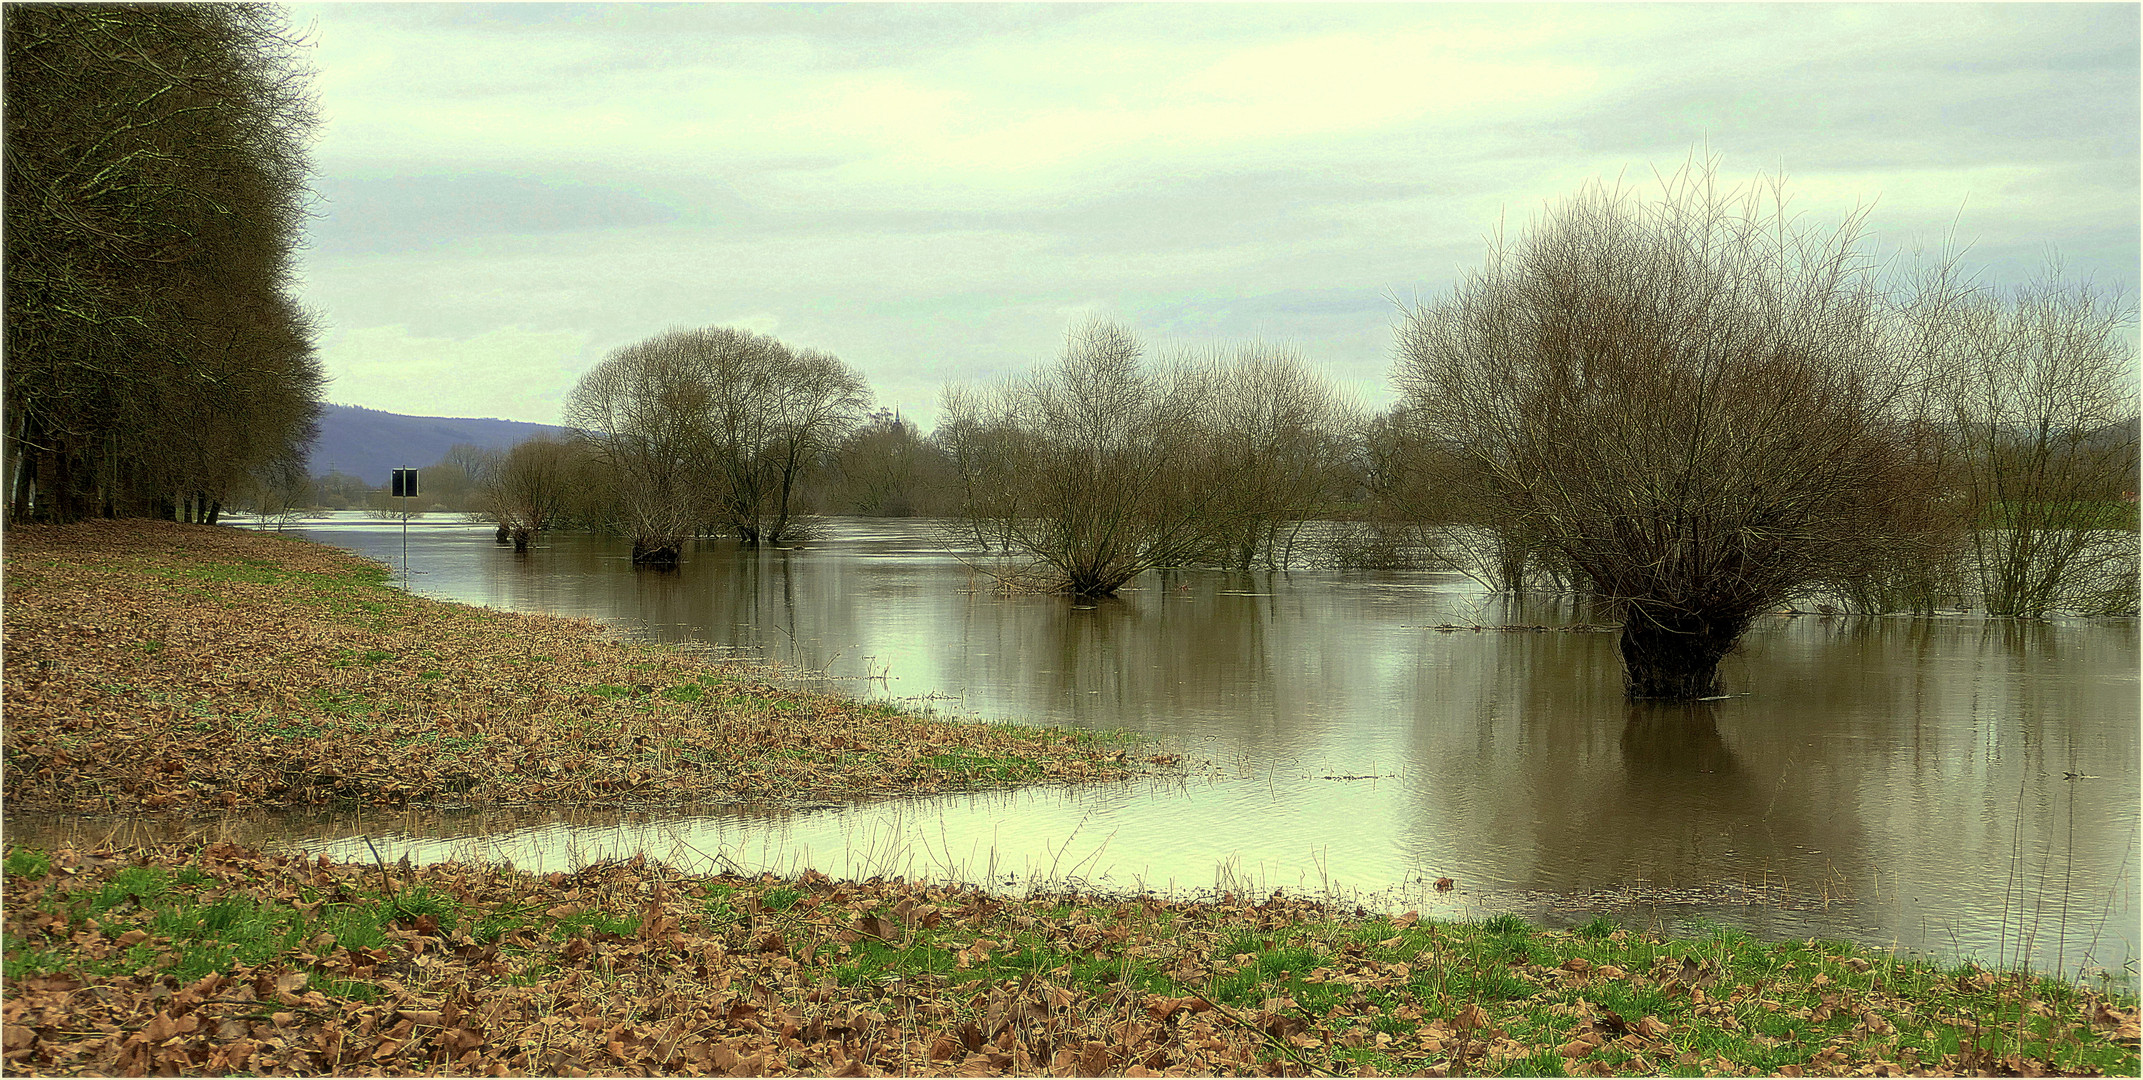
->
[[308, 404, 565, 484]]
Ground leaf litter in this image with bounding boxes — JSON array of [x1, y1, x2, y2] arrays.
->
[[3, 520, 1143, 814], [3, 842, 2136, 1076]]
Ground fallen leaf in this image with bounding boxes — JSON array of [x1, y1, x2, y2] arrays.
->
[[1455, 1004, 1490, 1032]]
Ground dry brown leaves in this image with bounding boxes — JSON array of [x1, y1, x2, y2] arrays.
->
[[5, 840, 2138, 1077], [2, 520, 1136, 813], [2, 842, 1355, 1077]]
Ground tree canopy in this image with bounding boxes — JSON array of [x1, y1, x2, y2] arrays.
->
[[944, 320, 1356, 598], [4, 4, 324, 524], [1394, 160, 1939, 699], [563, 326, 871, 564]]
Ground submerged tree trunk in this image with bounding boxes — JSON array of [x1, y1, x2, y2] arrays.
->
[[631, 537, 681, 569], [511, 526, 532, 553], [1617, 607, 1750, 700]]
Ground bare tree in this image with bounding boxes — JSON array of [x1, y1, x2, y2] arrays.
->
[[234, 444, 313, 529], [1395, 158, 1938, 699], [480, 438, 576, 552], [1343, 404, 1578, 585], [946, 321, 1253, 598], [706, 341, 871, 544], [4, 5, 322, 523], [829, 409, 957, 516], [564, 326, 871, 564], [438, 443, 499, 505], [564, 332, 720, 566], [1194, 345, 1357, 571], [1904, 263, 2140, 616]]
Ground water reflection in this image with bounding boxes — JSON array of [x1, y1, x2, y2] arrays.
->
[[13, 514, 2132, 982]]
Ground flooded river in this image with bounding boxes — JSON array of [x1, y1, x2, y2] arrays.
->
[[20, 514, 2140, 982]]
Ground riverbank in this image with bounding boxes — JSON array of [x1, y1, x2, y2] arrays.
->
[[1, 520, 1141, 813], [2, 841, 2135, 1076]]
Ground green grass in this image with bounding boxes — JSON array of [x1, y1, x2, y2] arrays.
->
[[149, 893, 311, 982], [549, 909, 639, 940], [170, 559, 296, 586], [5, 848, 53, 879], [915, 750, 1043, 783], [1, 851, 464, 989], [821, 904, 2135, 1076], [2, 845, 2134, 1076], [306, 688, 375, 717], [1480, 912, 1529, 936], [246, 716, 334, 739]]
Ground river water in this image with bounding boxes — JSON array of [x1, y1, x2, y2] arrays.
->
[[29, 514, 2143, 982]]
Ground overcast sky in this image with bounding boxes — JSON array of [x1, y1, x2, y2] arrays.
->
[[287, 2, 2140, 430]]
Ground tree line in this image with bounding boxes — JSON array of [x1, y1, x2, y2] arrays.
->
[[419, 319, 1354, 588], [260, 240, 2133, 700], [4, 4, 323, 524], [451, 244, 2131, 623], [451, 156, 2131, 703], [201, 148, 2132, 706]]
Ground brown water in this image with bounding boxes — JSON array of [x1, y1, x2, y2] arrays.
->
[[15, 514, 2139, 983]]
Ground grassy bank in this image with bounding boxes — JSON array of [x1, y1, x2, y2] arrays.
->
[[1, 520, 1141, 813], [2, 842, 2135, 1076]]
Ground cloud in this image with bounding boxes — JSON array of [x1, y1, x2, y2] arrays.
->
[[319, 324, 593, 423], [312, 172, 684, 254], [284, 2, 2139, 432]]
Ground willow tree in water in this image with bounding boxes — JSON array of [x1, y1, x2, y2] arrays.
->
[[706, 341, 871, 545], [1395, 158, 1938, 700], [1901, 261, 2140, 617], [1196, 345, 1358, 571], [480, 437, 579, 552], [945, 320, 1353, 597], [943, 321, 1224, 598], [564, 327, 870, 565]]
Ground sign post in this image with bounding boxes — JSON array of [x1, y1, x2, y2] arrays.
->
[[391, 468, 419, 589]]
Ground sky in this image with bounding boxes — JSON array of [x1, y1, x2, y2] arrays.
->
[[286, 2, 2142, 431]]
